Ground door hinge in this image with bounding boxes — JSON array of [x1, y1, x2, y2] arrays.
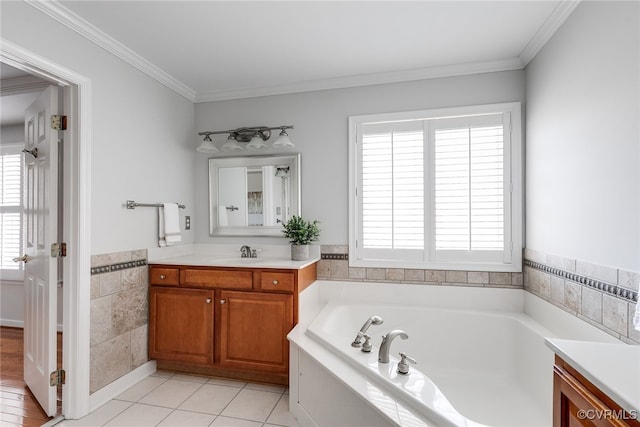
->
[[51, 242, 67, 258], [51, 115, 67, 130], [50, 369, 66, 386]]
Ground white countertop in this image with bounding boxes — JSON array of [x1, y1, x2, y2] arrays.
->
[[545, 338, 640, 415], [147, 243, 320, 270], [149, 253, 319, 270]]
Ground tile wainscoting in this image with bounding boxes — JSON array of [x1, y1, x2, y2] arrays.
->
[[317, 245, 639, 344], [90, 250, 149, 393], [317, 245, 523, 287], [524, 248, 639, 345]]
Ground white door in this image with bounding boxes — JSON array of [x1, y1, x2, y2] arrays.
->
[[22, 85, 59, 416], [219, 166, 247, 226]]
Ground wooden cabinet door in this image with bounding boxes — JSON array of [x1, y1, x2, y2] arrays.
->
[[553, 361, 640, 427], [219, 290, 293, 374], [149, 287, 214, 365]]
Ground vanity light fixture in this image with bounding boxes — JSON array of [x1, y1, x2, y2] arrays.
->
[[196, 133, 219, 153], [197, 125, 294, 152]]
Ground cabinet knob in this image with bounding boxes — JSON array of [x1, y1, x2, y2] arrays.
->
[[220, 299, 226, 304], [206, 298, 212, 304], [159, 274, 166, 279], [272, 280, 279, 285]]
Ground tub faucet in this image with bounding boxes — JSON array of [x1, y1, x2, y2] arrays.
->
[[351, 315, 384, 348], [378, 330, 408, 363]]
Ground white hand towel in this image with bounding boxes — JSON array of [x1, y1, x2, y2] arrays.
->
[[158, 203, 181, 247]]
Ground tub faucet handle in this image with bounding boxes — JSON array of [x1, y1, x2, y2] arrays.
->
[[361, 334, 372, 353], [397, 352, 416, 375], [351, 315, 384, 347]]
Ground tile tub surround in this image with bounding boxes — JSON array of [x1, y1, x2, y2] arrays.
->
[[524, 249, 640, 344], [318, 245, 523, 287], [90, 250, 149, 393]]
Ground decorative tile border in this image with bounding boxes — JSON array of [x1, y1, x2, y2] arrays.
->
[[318, 246, 522, 287], [525, 259, 638, 303], [91, 259, 147, 275], [321, 253, 349, 260]]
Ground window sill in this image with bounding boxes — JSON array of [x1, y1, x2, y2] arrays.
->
[[348, 258, 522, 273]]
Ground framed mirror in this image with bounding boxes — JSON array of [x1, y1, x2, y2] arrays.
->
[[209, 154, 301, 236]]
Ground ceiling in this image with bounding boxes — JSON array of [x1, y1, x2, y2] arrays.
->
[[45, 0, 576, 102]]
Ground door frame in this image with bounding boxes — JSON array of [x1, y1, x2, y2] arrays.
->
[[1, 38, 92, 419]]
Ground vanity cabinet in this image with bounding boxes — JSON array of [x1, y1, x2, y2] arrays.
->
[[148, 263, 316, 385], [553, 356, 640, 427], [219, 290, 293, 374], [149, 287, 214, 365]]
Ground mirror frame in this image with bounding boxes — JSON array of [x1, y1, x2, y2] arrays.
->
[[208, 154, 301, 236]]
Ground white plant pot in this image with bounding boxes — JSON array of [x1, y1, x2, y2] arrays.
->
[[291, 244, 309, 261]]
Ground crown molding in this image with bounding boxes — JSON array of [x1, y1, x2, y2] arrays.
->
[[519, 0, 582, 66], [194, 57, 525, 103], [24, 0, 196, 102], [1, 75, 50, 96]]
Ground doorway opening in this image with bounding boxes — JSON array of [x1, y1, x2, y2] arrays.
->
[[1, 39, 93, 421]]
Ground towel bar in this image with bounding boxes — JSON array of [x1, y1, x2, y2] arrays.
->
[[126, 200, 186, 210]]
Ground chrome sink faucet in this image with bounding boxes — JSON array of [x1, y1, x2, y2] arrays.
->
[[378, 330, 408, 363], [351, 315, 384, 348], [240, 245, 258, 258]]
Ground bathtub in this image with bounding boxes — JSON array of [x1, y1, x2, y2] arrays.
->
[[288, 280, 621, 427]]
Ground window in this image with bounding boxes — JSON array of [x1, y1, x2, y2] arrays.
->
[[349, 103, 522, 271], [1, 144, 23, 280]]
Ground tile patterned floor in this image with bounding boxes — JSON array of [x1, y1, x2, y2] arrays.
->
[[58, 371, 300, 427]]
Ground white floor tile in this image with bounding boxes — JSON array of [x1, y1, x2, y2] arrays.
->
[[172, 372, 211, 383], [115, 375, 168, 402], [266, 394, 300, 427], [57, 400, 132, 426], [151, 370, 175, 379], [244, 383, 286, 394], [103, 403, 172, 426], [178, 384, 241, 414], [157, 409, 216, 427], [210, 416, 263, 427], [221, 388, 281, 422], [207, 377, 247, 388], [138, 378, 203, 408]]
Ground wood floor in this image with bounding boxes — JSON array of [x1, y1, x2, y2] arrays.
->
[[0, 327, 62, 426]]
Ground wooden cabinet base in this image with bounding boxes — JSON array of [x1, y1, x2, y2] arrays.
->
[[149, 262, 317, 387], [553, 356, 639, 427], [156, 360, 288, 386]]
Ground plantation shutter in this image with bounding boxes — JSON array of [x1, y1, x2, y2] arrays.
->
[[431, 114, 509, 262], [0, 145, 23, 272], [359, 121, 424, 259]]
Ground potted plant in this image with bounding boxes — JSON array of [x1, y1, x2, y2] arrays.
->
[[282, 215, 320, 261]]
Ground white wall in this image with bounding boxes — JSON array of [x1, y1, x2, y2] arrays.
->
[[1, 1, 196, 255], [525, 1, 640, 271], [195, 70, 525, 245], [1, 123, 23, 142]]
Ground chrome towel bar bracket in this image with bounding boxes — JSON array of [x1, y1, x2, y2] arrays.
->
[[126, 200, 186, 210]]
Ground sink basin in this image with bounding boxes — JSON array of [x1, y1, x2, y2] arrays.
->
[[213, 257, 263, 265]]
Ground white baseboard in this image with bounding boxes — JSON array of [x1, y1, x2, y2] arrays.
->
[[88, 360, 157, 413], [0, 320, 63, 332], [0, 319, 23, 328]]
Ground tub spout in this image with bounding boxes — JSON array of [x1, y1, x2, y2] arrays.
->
[[351, 315, 384, 347], [378, 330, 408, 363]]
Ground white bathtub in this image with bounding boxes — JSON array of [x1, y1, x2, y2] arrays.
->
[[288, 281, 621, 427]]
